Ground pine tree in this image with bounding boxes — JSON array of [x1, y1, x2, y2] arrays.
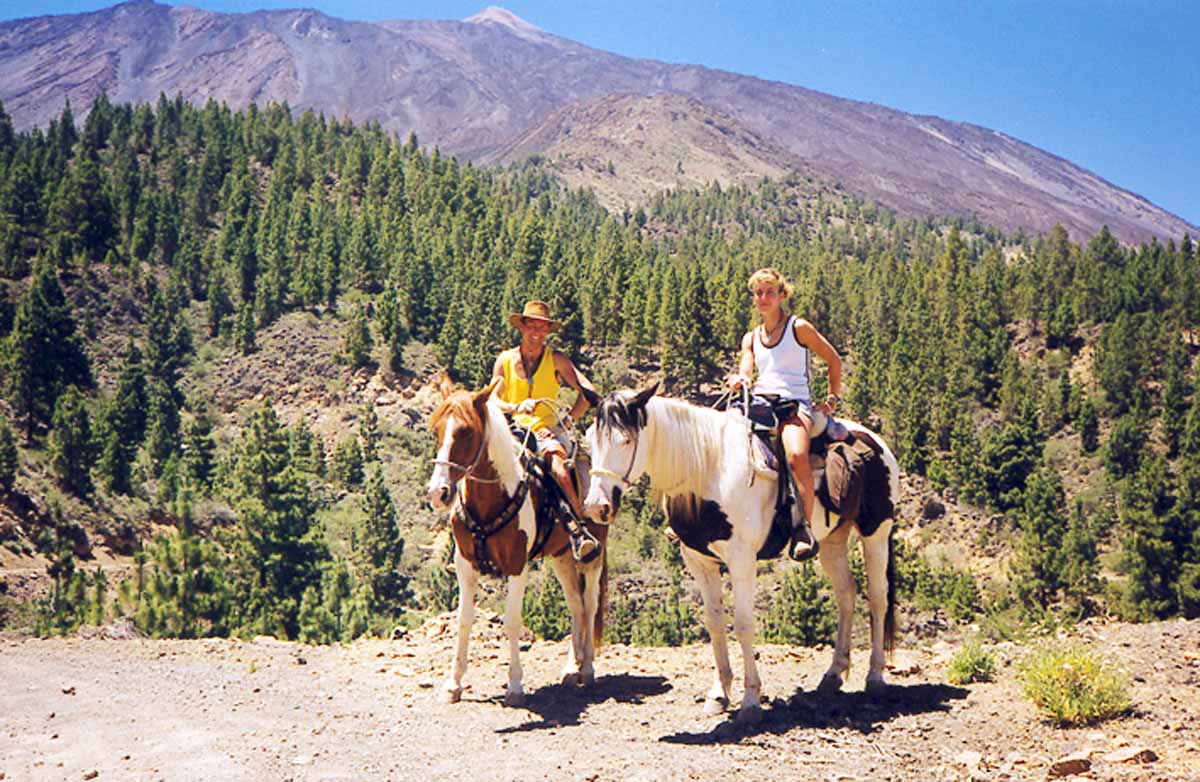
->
[[359, 404, 380, 463], [235, 300, 256, 355], [1011, 468, 1067, 613], [0, 413, 17, 493], [226, 400, 329, 639], [341, 304, 374, 369], [1104, 414, 1145, 479], [331, 435, 364, 487], [1162, 337, 1193, 457], [1078, 397, 1100, 454], [183, 414, 217, 491], [2, 263, 91, 435], [358, 467, 410, 625], [50, 386, 94, 496]]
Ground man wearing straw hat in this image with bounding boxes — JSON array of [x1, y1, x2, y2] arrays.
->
[[492, 300, 602, 561]]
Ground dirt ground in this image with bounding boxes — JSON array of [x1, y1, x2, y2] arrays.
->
[[2, 618, 1198, 782]]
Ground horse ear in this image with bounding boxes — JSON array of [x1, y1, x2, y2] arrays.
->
[[436, 371, 457, 399], [580, 386, 601, 408], [631, 381, 659, 409], [472, 378, 499, 409]]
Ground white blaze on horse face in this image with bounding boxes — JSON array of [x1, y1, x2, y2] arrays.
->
[[426, 417, 459, 510], [582, 425, 634, 518]]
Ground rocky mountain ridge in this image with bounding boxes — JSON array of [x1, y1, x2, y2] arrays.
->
[[0, 1, 1195, 244]]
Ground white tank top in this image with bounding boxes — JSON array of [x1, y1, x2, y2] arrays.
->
[[752, 316, 811, 402]]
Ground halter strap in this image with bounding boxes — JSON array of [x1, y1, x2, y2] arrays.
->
[[433, 433, 504, 485]]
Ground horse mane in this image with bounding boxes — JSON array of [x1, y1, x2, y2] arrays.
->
[[430, 390, 523, 494], [482, 398, 523, 493], [643, 397, 736, 497]]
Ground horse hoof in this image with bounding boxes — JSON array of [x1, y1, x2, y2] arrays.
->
[[703, 697, 729, 716], [504, 688, 526, 707], [735, 704, 763, 725], [865, 676, 888, 694], [580, 671, 595, 688], [817, 673, 843, 693], [440, 685, 463, 704], [561, 671, 582, 687]]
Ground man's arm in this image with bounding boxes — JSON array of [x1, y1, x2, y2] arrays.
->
[[553, 351, 599, 423], [490, 352, 517, 415]]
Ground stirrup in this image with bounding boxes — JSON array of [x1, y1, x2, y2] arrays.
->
[[789, 523, 819, 562]]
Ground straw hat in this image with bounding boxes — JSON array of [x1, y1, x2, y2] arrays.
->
[[508, 300, 561, 332]]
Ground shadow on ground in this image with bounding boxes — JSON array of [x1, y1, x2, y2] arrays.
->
[[495, 673, 672, 733], [660, 683, 969, 744]]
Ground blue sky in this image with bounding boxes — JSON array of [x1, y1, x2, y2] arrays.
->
[[4, 0, 1197, 228]]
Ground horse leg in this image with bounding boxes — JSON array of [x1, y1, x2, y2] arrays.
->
[[550, 554, 588, 687], [817, 524, 855, 693], [502, 567, 531, 706], [862, 520, 894, 692], [441, 547, 480, 704], [727, 546, 763, 724], [577, 554, 605, 686], [681, 548, 732, 715]]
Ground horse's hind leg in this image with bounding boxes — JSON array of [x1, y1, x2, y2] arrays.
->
[[817, 523, 855, 693], [550, 554, 588, 686], [503, 568, 531, 706], [442, 548, 480, 704], [862, 519, 894, 692], [577, 554, 606, 686], [681, 547, 732, 715]]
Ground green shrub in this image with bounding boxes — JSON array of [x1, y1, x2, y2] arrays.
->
[[760, 563, 836, 646], [1020, 642, 1131, 726], [947, 635, 996, 684], [522, 568, 570, 641]]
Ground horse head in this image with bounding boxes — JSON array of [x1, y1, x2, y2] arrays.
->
[[584, 382, 657, 522], [426, 379, 497, 510]]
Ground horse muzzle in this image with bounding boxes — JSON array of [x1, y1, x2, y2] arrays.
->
[[426, 483, 453, 511]]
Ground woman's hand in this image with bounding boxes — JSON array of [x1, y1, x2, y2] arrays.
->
[[727, 373, 751, 390], [516, 398, 539, 415]]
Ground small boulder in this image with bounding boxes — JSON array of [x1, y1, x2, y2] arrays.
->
[[921, 496, 946, 520], [1048, 751, 1091, 777]]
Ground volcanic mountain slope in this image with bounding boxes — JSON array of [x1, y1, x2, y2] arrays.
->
[[482, 93, 824, 210], [0, 0, 1195, 244]]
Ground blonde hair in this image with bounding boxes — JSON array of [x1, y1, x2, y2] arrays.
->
[[747, 267, 794, 299]]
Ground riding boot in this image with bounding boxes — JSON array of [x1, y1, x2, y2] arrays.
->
[[789, 512, 819, 562], [558, 500, 600, 563]]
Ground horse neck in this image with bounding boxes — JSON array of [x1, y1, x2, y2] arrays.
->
[[642, 397, 725, 497]]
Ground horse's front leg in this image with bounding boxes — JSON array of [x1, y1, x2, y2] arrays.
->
[[550, 554, 588, 686], [442, 546, 480, 704], [817, 523, 855, 692], [727, 545, 763, 724], [503, 567, 531, 706], [681, 547, 732, 716]]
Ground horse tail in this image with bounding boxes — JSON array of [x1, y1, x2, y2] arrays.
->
[[884, 524, 897, 657], [594, 547, 608, 648]]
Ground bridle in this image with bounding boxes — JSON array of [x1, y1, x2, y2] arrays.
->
[[589, 427, 641, 490], [432, 421, 504, 492]]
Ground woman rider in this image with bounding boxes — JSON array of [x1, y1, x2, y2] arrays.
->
[[728, 268, 843, 561], [491, 300, 601, 561]]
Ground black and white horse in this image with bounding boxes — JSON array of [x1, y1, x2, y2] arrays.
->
[[583, 385, 899, 723]]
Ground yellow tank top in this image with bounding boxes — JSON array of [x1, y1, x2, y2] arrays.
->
[[500, 348, 560, 432]]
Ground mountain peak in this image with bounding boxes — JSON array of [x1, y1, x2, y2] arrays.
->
[[464, 6, 543, 35]]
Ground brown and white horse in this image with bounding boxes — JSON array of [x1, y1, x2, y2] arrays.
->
[[426, 380, 608, 706], [583, 385, 898, 723]]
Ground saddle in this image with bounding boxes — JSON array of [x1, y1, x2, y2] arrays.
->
[[508, 422, 600, 563], [731, 394, 853, 559]]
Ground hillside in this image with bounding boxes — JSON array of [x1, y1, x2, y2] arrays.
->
[[0, 1, 1195, 243]]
